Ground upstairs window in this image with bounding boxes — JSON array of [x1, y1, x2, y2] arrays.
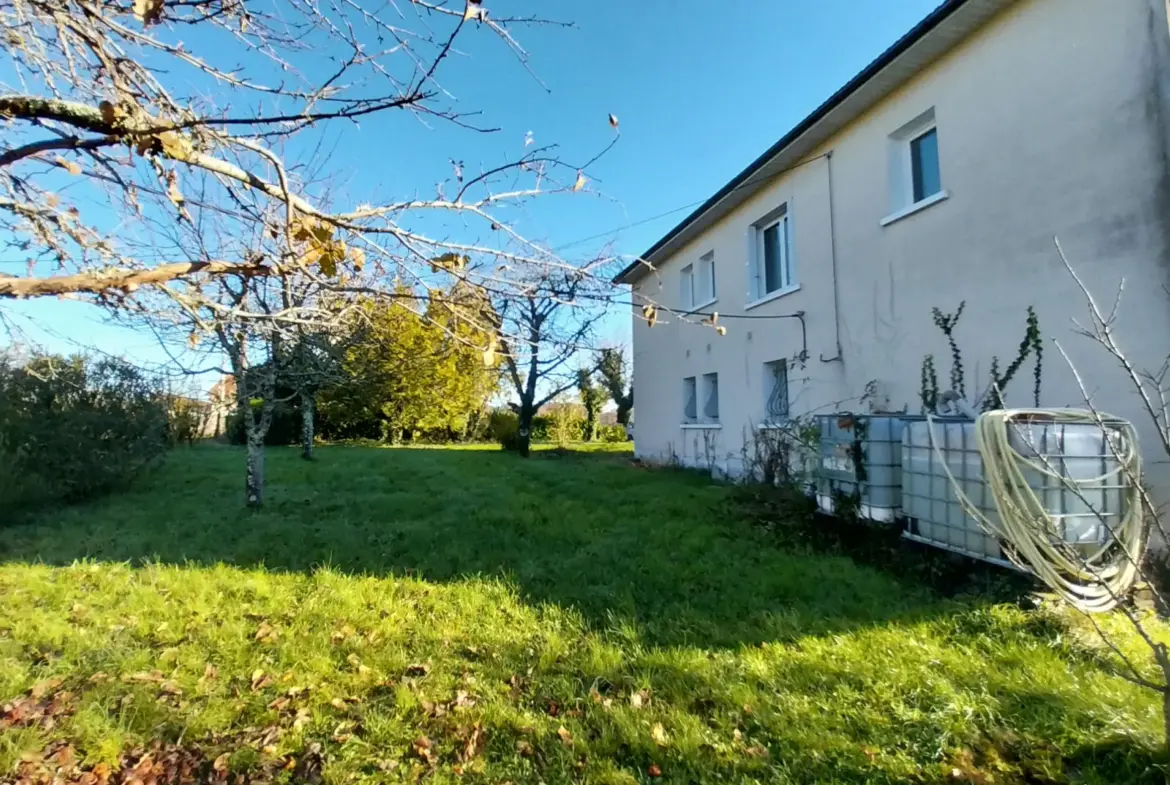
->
[[679, 264, 695, 310], [680, 253, 716, 311], [748, 206, 795, 303], [883, 107, 948, 226]]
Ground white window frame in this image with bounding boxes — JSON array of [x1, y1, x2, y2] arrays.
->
[[682, 376, 697, 423], [882, 107, 948, 227], [679, 263, 695, 310], [762, 359, 789, 424], [701, 372, 719, 423], [695, 251, 716, 309], [746, 204, 798, 308]]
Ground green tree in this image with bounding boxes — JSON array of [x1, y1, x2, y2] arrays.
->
[[318, 288, 499, 442], [577, 369, 606, 442], [599, 348, 634, 427]]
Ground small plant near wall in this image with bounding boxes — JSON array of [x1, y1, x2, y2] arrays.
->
[[920, 301, 1043, 412]]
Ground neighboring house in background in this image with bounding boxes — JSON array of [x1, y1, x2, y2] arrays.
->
[[207, 375, 237, 438], [615, 0, 1170, 488]]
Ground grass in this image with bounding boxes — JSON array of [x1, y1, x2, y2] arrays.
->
[[0, 443, 1166, 783]]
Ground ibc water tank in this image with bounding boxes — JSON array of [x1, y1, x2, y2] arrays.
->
[[900, 415, 1128, 565], [815, 414, 910, 523]]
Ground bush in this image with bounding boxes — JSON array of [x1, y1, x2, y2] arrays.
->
[[0, 353, 168, 513], [489, 410, 522, 451], [598, 424, 628, 443]]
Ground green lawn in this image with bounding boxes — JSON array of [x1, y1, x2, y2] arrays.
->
[[0, 444, 1165, 783]]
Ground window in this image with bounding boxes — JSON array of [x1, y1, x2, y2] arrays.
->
[[748, 206, 795, 302], [697, 252, 716, 305], [910, 127, 941, 203], [682, 376, 697, 423], [884, 107, 947, 226], [680, 254, 716, 311], [764, 360, 788, 421], [702, 372, 719, 422], [679, 264, 695, 310]]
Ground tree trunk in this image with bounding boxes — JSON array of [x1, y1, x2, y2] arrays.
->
[[517, 405, 533, 458], [245, 430, 265, 507], [617, 403, 632, 427], [300, 390, 315, 461]]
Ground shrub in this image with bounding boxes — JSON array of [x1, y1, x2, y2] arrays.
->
[[489, 410, 522, 451], [598, 424, 628, 443], [0, 353, 168, 514]]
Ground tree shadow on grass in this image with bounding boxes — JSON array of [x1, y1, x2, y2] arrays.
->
[[0, 445, 1039, 649]]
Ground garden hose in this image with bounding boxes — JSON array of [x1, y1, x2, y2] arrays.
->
[[925, 408, 1146, 613]]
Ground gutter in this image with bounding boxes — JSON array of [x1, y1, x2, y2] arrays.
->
[[612, 0, 973, 285]]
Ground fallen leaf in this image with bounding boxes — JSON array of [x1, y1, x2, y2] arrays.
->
[[412, 735, 436, 765], [212, 753, 230, 774], [123, 671, 165, 684], [255, 622, 278, 642], [202, 664, 218, 681], [573, 171, 587, 192], [405, 663, 430, 678], [293, 707, 312, 730], [515, 740, 534, 757], [29, 678, 63, 699], [460, 722, 484, 762], [268, 697, 290, 711], [651, 723, 669, 747], [330, 697, 346, 710], [557, 726, 573, 747], [251, 669, 272, 691], [745, 745, 769, 759], [648, 764, 662, 778]]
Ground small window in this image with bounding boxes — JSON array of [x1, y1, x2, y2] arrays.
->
[[764, 360, 789, 421], [702, 372, 719, 422], [682, 376, 697, 423], [679, 264, 695, 310], [697, 252, 716, 305], [749, 207, 795, 302], [885, 107, 946, 223], [910, 128, 941, 203]]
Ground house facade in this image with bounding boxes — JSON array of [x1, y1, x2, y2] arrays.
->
[[616, 0, 1170, 486]]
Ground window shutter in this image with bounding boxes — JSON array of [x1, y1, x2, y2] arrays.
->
[[745, 227, 758, 302]]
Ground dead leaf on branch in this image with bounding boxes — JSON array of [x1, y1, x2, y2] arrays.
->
[[56, 157, 82, 176], [641, 304, 658, 328], [133, 0, 165, 25], [573, 170, 587, 192], [463, 0, 485, 22], [608, 113, 619, 129]]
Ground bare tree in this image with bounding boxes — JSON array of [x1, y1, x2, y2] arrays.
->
[[989, 239, 1170, 746], [0, 0, 617, 319], [493, 266, 612, 457]]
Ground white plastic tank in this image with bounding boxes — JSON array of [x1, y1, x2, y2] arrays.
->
[[900, 415, 1128, 564]]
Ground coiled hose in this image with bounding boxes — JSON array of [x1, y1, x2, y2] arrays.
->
[[926, 408, 1146, 613]]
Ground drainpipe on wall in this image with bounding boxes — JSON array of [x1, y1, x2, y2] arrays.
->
[[820, 150, 844, 363]]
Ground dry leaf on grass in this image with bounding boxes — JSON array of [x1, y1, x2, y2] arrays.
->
[[557, 726, 573, 747]]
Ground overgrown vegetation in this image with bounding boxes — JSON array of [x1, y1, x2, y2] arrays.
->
[[920, 301, 1043, 413], [0, 352, 168, 514], [0, 445, 1165, 783]]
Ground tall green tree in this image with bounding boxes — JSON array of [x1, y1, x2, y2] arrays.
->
[[318, 289, 499, 442], [599, 348, 634, 427], [577, 369, 606, 442]]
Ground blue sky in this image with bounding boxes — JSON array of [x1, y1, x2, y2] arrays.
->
[[3, 0, 942, 391]]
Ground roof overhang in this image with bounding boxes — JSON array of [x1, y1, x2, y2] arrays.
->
[[613, 0, 1015, 285]]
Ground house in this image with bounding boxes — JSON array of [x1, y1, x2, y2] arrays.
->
[[615, 0, 1170, 489]]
